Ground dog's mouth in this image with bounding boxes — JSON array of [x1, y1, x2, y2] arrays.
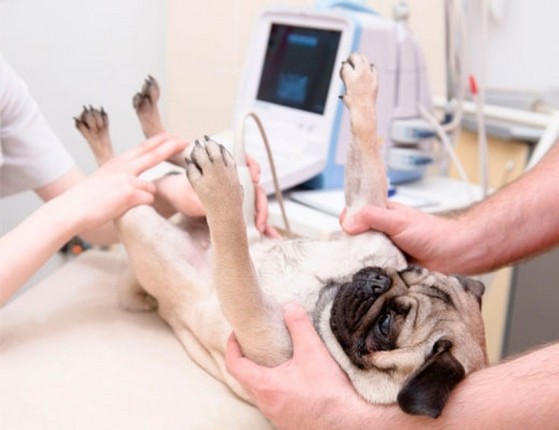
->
[[329, 267, 403, 368]]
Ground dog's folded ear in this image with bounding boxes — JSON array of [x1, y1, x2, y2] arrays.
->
[[397, 339, 465, 418]]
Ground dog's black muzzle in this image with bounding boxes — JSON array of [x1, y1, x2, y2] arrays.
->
[[329, 267, 392, 354]]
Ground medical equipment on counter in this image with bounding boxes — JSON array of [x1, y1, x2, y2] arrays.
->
[[213, 2, 436, 195]]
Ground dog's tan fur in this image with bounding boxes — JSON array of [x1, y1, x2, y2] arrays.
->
[[75, 53, 487, 418]]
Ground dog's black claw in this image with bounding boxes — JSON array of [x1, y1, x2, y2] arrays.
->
[[187, 148, 203, 175], [185, 157, 201, 176]]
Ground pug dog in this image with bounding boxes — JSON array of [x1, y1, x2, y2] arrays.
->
[[75, 53, 487, 418]]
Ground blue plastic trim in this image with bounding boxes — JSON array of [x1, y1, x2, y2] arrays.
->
[[315, 0, 377, 15]]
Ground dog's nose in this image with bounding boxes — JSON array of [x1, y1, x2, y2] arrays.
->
[[353, 267, 392, 298]]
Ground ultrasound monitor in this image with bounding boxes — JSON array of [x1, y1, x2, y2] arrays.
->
[[228, 7, 356, 193], [256, 24, 341, 115]]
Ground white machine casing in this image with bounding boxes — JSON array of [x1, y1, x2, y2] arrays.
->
[[231, 4, 433, 190]]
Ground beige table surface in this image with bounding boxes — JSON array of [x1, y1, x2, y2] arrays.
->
[[0, 249, 272, 430]]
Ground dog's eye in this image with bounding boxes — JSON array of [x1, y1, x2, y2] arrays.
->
[[375, 313, 392, 337]]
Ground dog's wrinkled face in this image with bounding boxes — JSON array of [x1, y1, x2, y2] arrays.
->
[[316, 265, 487, 418]]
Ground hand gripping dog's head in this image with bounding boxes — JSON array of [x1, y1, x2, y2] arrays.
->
[[314, 265, 487, 418]]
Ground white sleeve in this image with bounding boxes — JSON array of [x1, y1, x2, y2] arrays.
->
[[0, 53, 75, 197]]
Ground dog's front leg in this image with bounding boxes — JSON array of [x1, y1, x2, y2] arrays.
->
[[340, 53, 388, 215], [187, 138, 291, 367]]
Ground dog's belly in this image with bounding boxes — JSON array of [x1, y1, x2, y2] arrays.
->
[[117, 207, 406, 401]]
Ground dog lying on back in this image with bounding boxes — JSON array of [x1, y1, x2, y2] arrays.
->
[[75, 53, 487, 418]]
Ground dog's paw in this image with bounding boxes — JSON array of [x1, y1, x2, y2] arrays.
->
[[74, 105, 109, 137], [133, 75, 165, 138], [74, 105, 113, 165], [133, 75, 160, 114], [339, 53, 378, 112], [185, 137, 243, 213]]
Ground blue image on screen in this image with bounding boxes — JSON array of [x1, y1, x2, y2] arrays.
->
[[257, 24, 341, 115], [277, 73, 309, 104]]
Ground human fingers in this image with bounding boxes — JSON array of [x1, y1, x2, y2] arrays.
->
[[246, 154, 261, 184], [254, 185, 268, 233], [115, 132, 171, 163], [225, 333, 270, 391], [342, 201, 411, 236], [129, 175, 156, 197], [112, 175, 156, 213], [263, 223, 281, 239], [152, 174, 206, 217], [110, 133, 187, 173], [127, 136, 188, 175], [282, 303, 331, 361]]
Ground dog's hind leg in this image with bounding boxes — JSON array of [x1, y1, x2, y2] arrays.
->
[[340, 53, 387, 214], [74, 106, 114, 166], [74, 105, 162, 307], [118, 267, 158, 312], [186, 139, 292, 367], [133, 76, 187, 169], [133, 75, 166, 139]]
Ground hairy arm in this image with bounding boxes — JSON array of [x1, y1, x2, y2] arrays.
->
[[342, 142, 559, 275], [226, 303, 559, 430]]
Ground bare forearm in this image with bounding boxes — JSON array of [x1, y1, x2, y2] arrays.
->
[[448, 143, 559, 274], [325, 343, 559, 430], [78, 221, 119, 245], [0, 199, 80, 305]]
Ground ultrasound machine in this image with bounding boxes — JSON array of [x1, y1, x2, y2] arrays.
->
[[214, 2, 434, 195]]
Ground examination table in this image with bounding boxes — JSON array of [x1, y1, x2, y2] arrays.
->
[[0, 250, 272, 429]]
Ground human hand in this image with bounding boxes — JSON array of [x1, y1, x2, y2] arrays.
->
[[340, 201, 460, 273], [64, 133, 187, 231], [159, 150, 280, 234], [152, 174, 205, 218], [246, 154, 280, 238], [151, 153, 280, 237], [225, 303, 369, 429]]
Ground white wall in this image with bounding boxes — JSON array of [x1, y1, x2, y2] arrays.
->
[[0, 0, 167, 288], [467, 0, 559, 97]]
